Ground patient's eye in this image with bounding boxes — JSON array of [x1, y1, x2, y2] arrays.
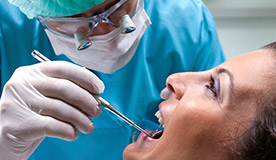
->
[[205, 75, 219, 98]]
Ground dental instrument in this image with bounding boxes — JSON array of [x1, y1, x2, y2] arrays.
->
[[31, 50, 155, 138]]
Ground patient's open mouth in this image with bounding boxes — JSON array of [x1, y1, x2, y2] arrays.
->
[[152, 130, 163, 139], [146, 130, 164, 139], [149, 110, 164, 139]]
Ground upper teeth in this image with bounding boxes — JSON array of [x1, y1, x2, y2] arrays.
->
[[155, 110, 164, 125]]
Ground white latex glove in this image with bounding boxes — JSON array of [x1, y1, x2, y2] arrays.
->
[[0, 61, 104, 160]]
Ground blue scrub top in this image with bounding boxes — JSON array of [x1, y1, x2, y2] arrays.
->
[[0, 0, 225, 159]]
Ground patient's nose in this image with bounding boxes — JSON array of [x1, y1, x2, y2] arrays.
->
[[166, 73, 187, 100], [166, 72, 203, 100]]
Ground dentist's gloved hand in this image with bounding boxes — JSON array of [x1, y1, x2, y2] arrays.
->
[[0, 61, 104, 160]]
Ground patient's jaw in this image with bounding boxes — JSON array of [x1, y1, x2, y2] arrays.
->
[[123, 49, 274, 160]]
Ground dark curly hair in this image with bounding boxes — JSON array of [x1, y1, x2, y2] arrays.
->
[[230, 42, 276, 160]]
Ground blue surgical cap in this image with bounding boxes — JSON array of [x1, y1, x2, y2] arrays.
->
[[8, 0, 105, 19]]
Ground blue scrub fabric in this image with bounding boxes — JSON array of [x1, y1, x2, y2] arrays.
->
[[0, 0, 225, 159]]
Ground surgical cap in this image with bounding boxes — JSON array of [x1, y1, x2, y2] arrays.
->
[[8, 0, 105, 19]]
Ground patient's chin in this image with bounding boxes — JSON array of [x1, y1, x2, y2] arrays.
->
[[123, 143, 147, 160]]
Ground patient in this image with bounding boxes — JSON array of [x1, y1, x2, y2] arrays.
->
[[123, 42, 276, 160]]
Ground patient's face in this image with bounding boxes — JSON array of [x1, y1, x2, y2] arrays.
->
[[123, 49, 274, 160]]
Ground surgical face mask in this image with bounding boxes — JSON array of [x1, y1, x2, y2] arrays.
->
[[46, 7, 151, 73]]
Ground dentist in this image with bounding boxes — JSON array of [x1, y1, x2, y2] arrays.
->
[[0, 0, 225, 159]]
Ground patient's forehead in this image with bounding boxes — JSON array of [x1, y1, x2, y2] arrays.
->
[[226, 50, 274, 99], [220, 49, 274, 76]]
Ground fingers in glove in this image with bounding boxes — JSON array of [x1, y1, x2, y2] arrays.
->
[[38, 61, 104, 94], [35, 77, 102, 118], [30, 97, 95, 134], [40, 116, 79, 141], [5, 116, 78, 142]]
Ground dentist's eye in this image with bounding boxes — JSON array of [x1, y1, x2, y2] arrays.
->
[[205, 75, 218, 98]]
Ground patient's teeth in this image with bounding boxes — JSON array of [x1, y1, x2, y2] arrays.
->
[[155, 110, 161, 118], [155, 110, 164, 125], [158, 117, 163, 124]]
